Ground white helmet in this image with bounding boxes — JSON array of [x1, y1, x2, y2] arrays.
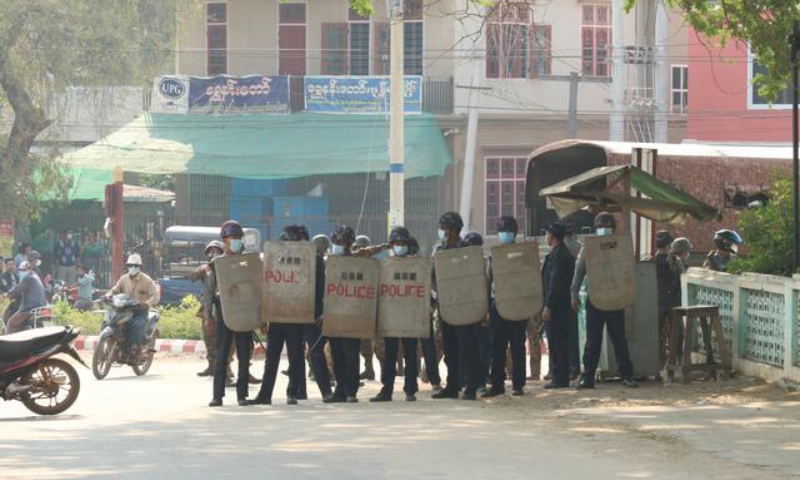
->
[[125, 254, 143, 266]]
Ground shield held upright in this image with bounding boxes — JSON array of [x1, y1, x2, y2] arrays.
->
[[433, 246, 489, 326], [377, 257, 431, 339], [214, 252, 264, 332], [322, 257, 380, 338], [262, 241, 317, 325], [491, 241, 543, 321], [583, 233, 636, 311]]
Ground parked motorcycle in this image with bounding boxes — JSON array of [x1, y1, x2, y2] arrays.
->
[[0, 326, 85, 415], [92, 294, 160, 380]]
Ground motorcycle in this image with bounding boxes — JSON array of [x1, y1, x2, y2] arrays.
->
[[0, 326, 85, 415], [92, 294, 160, 380]]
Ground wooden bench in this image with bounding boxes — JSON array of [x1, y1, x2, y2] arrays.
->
[[666, 305, 732, 384]]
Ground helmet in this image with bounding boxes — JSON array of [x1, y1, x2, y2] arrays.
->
[[496, 216, 518, 234], [204, 240, 224, 256], [389, 226, 411, 244], [671, 237, 694, 254], [126, 254, 143, 266], [546, 222, 566, 240], [280, 224, 308, 242], [655, 230, 675, 249], [220, 220, 244, 239], [355, 235, 371, 248], [27, 250, 42, 261], [594, 212, 616, 229], [713, 229, 743, 253], [330, 225, 356, 246], [408, 237, 420, 256], [18, 261, 30, 271], [439, 211, 464, 231], [312, 234, 331, 253], [462, 231, 484, 247]]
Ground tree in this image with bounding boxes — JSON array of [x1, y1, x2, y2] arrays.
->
[[626, 0, 800, 103], [0, 0, 197, 220]]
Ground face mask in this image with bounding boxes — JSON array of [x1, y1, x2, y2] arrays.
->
[[66, 234, 73, 241], [34, 259, 42, 267], [330, 244, 345, 256], [498, 232, 515, 245], [596, 228, 613, 236], [438, 229, 447, 241], [18, 271, 29, 280], [208, 252, 221, 260], [393, 245, 409, 257], [228, 239, 243, 253], [128, 266, 141, 276]]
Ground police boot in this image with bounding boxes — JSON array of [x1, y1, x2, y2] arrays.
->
[[360, 365, 376, 381], [370, 388, 393, 402], [197, 361, 214, 377]]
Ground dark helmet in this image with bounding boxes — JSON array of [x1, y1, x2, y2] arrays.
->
[[546, 222, 566, 241], [439, 211, 464, 231], [462, 231, 484, 247], [593, 212, 616, 230], [655, 230, 675, 249], [714, 229, 743, 253], [220, 220, 244, 239], [280, 224, 308, 242], [27, 250, 42, 261], [330, 225, 356, 246], [496, 215, 518, 234], [389, 226, 412, 244], [671, 237, 693, 254], [408, 237, 420, 256]]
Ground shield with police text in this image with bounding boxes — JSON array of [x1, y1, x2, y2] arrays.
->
[[377, 257, 431, 338], [433, 246, 489, 326], [491, 242, 543, 321], [214, 253, 263, 332], [322, 257, 380, 338], [262, 241, 316, 325], [583, 233, 636, 311]]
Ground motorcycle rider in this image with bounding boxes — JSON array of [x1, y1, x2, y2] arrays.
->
[[4, 261, 46, 334], [106, 254, 160, 360], [703, 229, 742, 272]]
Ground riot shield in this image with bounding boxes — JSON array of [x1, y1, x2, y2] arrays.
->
[[322, 256, 380, 338], [491, 242, 543, 321], [433, 246, 489, 326], [583, 233, 636, 311], [377, 257, 431, 338], [262, 241, 317, 325], [214, 252, 263, 332]]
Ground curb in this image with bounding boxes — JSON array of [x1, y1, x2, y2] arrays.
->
[[73, 336, 267, 356]]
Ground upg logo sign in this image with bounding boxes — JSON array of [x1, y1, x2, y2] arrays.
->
[[159, 78, 186, 99]]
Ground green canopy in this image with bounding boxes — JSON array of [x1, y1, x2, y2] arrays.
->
[[539, 165, 720, 224], [59, 112, 452, 179], [67, 168, 113, 201]]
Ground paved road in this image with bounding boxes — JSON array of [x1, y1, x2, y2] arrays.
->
[[1, 356, 796, 480]]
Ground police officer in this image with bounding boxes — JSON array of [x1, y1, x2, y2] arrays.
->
[[703, 229, 742, 272], [461, 231, 491, 392], [417, 236, 443, 392], [431, 212, 483, 400], [353, 235, 379, 381], [323, 225, 362, 403], [541, 222, 575, 389], [209, 220, 255, 407], [571, 213, 637, 389], [483, 216, 530, 397], [370, 226, 421, 402], [251, 225, 309, 406], [654, 230, 681, 370], [563, 220, 583, 380], [192, 240, 225, 378]]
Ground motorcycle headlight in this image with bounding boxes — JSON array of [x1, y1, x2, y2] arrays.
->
[[113, 297, 127, 308]]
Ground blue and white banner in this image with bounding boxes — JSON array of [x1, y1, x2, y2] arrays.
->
[[152, 75, 290, 114], [304, 76, 423, 114]]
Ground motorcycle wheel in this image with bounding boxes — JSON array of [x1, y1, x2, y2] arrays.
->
[[133, 332, 158, 376], [20, 358, 81, 416], [92, 337, 116, 380]]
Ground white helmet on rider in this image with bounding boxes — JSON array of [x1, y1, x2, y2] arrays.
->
[[125, 254, 143, 266]]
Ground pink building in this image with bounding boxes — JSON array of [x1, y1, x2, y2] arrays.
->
[[686, 30, 792, 143]]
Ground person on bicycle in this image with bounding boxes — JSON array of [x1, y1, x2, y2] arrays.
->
[[106, 254, 160, 358], [3, 261, 46, 334]]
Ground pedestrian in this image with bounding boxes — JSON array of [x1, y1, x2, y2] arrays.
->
[[571, 212, 638, 389], [54, 230, 79, 284], [483, 216, 530, 397], [80, 232, 104, 282], [72, 264, 95, 311], [3, 261, 46, 334], [14, 243, 31, 269], [370, 226, 422, 402], [540, 222, 575, 389], [1, 257, 18, 294], [209, 220, 255, 408], [703, 229, 742, 272], [32, 229, 55, 276], [431, 212, 483, 401]]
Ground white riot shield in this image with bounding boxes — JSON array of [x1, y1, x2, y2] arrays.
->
[[214, 253, 263, 332], [491, 242, 543, 321], [322, 257, 380, 338], [433, 246, 489, 326], [583, 233, 636, 311], [262, 241, 317, 325], [377, 257, 431, 339]]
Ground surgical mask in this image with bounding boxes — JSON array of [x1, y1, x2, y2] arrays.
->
[[596, 228, 613, 236], [66, 234, 73, 241], [330, 244, 345, 256], [438, 229, 447, 241], [34, 259, 42, 267], [393, 245, 409, 257], [228, 239, 243, 253], [498, 232, 515, 245], [128, 266, 141, 276]]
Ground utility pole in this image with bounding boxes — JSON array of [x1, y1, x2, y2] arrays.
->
[[566, 72, 580, 139], [790, 20, 800, 272], [388, 0, 405, 228], [459, 59, 482, 232], [610, 0, 626, 141], [654, 0, 669, 143]]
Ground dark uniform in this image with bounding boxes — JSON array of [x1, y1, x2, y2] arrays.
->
[[298, 254, 333, 399], [655, 251, 684, 367], [542, 240, 576, 387]]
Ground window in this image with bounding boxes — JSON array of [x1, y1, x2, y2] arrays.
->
[[485, 157, 528, 235], [206, 3, 227, 75], [349, 8, 370, 75], [279, 3, 306, 75], [750, 59, 792, 107], [671, 65, 688, 113], [486, 2, 532, 79], [372, 1, 424, 75], [531, 24, 552, 77], [581, 5, 611, 77], [322, 24, 349, 75]]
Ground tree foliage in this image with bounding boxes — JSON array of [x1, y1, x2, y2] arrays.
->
[[0, 0, 197, 221]]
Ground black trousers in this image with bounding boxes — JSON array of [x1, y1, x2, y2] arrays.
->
[[420, 318, 441, 385], [301, 323, 332, 397], [441, 320, 482, 393], [567, 309, 581, 375], [382, 337, 419, 394], [489, 303, 527, 391], [212, 304, 253, 402], [545, 308, 571, 385], [255, 323, 305, 402], [330, 337, 361, 398], [582, 300, 634, 381]]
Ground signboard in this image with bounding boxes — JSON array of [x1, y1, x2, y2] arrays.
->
[[491, 242, 543, 321], [433, 246, 489, 326], [0, 219, 13, 259], [152, 75, 290, 114], [304, 76, 422, 114], [322, 257, 380, 338], [262, 241, 317, 325], [214, 253, 263, 332], [583, 234, 636, 311], [377, 257, 431, 339]]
